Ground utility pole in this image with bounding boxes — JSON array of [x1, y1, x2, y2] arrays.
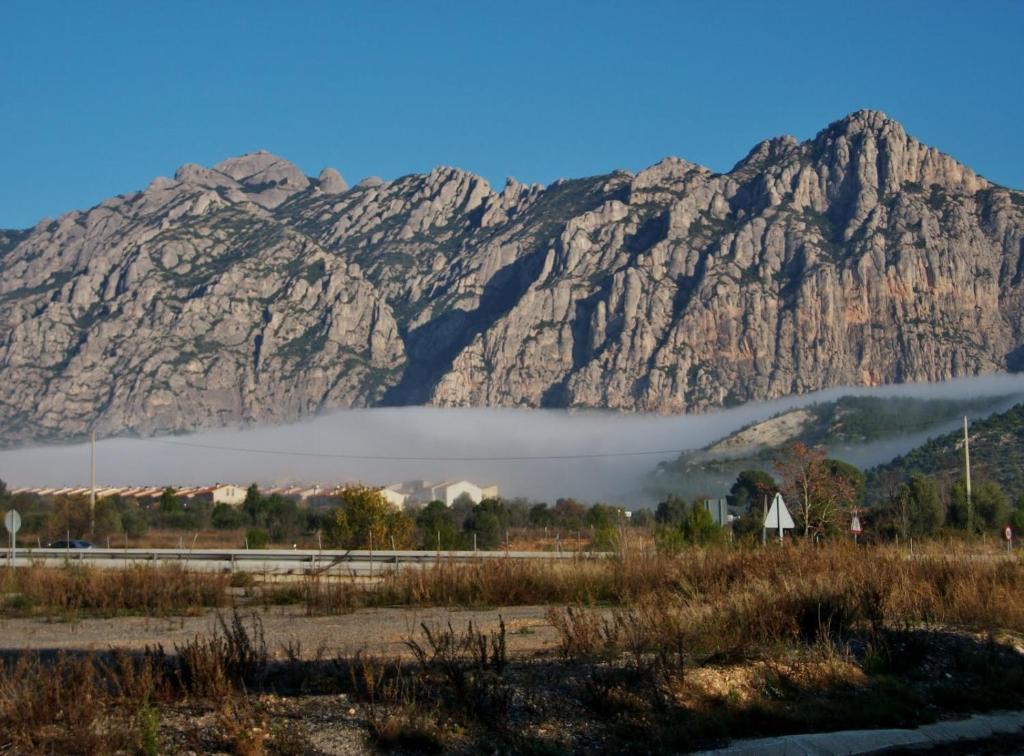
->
[[90, 431, 97, 535], [964, 416, 972, 531]]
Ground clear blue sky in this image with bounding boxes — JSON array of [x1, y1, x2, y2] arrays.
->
[[1, 0, 1021, 229]]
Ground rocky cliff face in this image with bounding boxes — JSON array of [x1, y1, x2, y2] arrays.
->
[[2, 111, 1023, 444]]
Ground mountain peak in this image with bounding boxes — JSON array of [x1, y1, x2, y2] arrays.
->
[[819, 109, 906, 142], [167, 152, 311, 208], [0, 113, 1019, 445]]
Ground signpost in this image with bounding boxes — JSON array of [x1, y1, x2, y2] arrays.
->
[[1005, 524, 1013, 554], [4, 509, 21, 568], [763, 493, 795, 543], [850, 512, 863, 544]]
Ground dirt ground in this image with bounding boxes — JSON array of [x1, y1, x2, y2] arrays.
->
[[0, 605, 562, 658]]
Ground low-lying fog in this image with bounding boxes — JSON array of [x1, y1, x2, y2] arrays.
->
[[3, 374, 1024, 507]]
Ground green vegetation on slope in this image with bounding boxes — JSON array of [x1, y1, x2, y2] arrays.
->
[[869, 403, 1024, 500], [652, 394, 1020, 501]]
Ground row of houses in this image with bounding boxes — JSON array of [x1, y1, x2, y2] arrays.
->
[[8, 484, 254, 505], [8, 479, 500, 510], [379, 480, 500, 509]]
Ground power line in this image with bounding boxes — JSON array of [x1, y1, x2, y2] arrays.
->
[[143, 437, 687, 462]]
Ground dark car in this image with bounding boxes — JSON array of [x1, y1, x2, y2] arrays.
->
[[48, 539, 94, 549]]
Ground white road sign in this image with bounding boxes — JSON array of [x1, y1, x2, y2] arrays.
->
[[764, 493, 795, 537], [850, 514, 862, 534], [3, 509, 20, 534]]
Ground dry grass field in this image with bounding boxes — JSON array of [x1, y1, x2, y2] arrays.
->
[[2, 543, 1024, 753]]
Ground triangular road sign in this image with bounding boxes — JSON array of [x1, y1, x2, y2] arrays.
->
[[764, 493, 795, 530]]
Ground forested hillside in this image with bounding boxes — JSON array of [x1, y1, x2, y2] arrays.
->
[[869, 403, 1024, 499]]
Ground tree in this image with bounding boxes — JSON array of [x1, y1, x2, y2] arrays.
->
[[630, 509, 655, 528], [586, 503, 623, 550], [159, 487, 182, 514], [242, 484, 270, 526], [974, 480, 1009, 530], [884, 474, 944, 539], [824, 459, 865, 507], [324, 485, 413, 549], [0, 477, 8, 503], [728, 470, 777, 513], [552, 498, 586, 529], [654, 495, 688, 527], [728, 470, 778, 537], [1010, 499, 1024, 537], [416, 500, 463, 549], [774, 443, 856, 537], [528, 503, 553, 527], [212, 502, 246, 529], [679, 501, 725, 545], [464, 498, 509, 550], [945, 478, 1008, 533], [503, 498, 533, 528], [654, 499, 724, 552], [46, 494, 91, 539], [947, 478, 968, 529], [92, 496, 124, 539], [265, 495, 304, 542], [114, 497, 149, 538], [245, 527, 269, 549], [906, 474, 944, 536]]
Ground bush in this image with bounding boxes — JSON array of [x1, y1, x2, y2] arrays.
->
[[324, 486, 413, 549], [212, 502, 246, 529], [416, 500, 464, 550], [245, 527, 269, 549]]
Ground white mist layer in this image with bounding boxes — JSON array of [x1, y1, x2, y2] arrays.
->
[[3, 374, 1024, 506]]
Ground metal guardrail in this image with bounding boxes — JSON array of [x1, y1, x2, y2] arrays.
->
[[0, 547, 604, 573], [0, 547, 591, 560]]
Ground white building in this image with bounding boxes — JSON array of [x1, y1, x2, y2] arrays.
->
[[210, 484, 247, 506], [379, 486, 409, 509], [388, 480, 499, 507]]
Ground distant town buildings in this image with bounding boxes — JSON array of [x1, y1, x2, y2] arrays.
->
[[383, 480, 500, 507], [9, 479, 500, 511]]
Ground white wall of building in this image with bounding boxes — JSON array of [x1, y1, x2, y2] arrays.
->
[[212, 484, 247, 505], [379, 487, 408, 509]]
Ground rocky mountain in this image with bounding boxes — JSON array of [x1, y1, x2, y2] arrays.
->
[[2, 110, 1024, 445]]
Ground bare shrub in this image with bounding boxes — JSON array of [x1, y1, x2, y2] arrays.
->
[[175, 610, 268, 696], [406, 617, 509, 716], [0, 651, 153, 753]]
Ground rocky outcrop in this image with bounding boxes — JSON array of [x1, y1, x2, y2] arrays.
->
[[2, 110, 1023, 444]]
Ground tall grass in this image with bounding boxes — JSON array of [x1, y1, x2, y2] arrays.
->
[[0, 563, 230, 618], [295, 544, 1024, 635]]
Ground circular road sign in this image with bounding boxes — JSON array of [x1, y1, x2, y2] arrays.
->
[[4, 509, 21, 535]]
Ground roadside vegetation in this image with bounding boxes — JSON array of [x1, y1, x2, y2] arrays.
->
[[3, 423, 1018, 558], [0, 564, 229, 619], [4, 433, 1024, 751], [3, 544, 1024, 752]]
